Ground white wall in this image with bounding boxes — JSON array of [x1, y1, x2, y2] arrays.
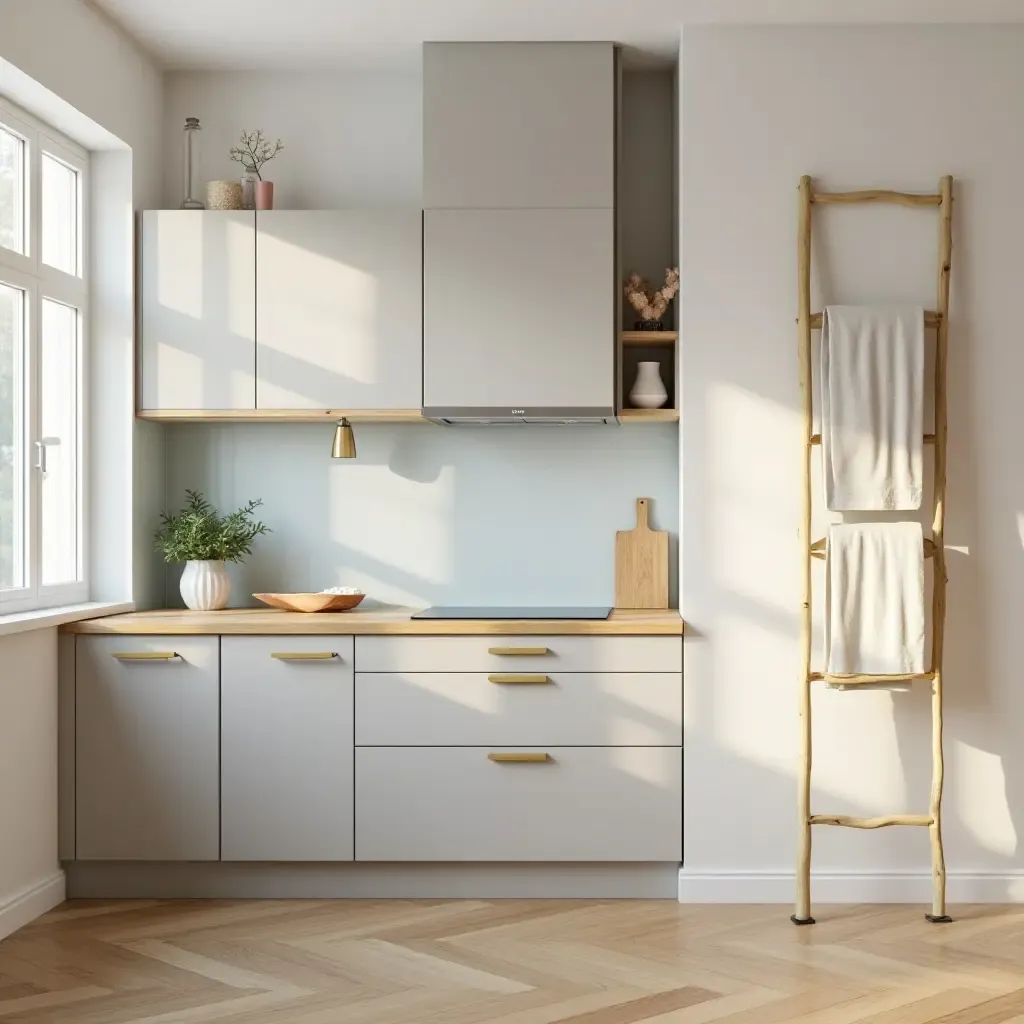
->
[[0, 630, 60, 939], [160, 69, 680, 606], [0, 0, 163, 933], [163, 70, 422, 208], [681, 24, 1024, 901]]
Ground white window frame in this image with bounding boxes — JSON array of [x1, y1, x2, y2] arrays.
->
[[0, 97, 88, 613]]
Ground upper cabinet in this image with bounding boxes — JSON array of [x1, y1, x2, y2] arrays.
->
[[256, 211, 422, 410], [423, 42, 616, 210], [139, 210, 256, 411], [137, 210, 422, 416]]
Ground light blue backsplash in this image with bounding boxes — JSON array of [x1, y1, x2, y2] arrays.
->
[[162, 423, 679, 608]]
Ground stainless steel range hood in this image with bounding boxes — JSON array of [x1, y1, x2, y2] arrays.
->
[[423, 407, 617, 425]]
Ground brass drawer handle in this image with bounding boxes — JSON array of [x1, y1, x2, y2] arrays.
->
[[487, 646, 550, 656], [488, 752, 553, 764], [270, 652, 337, 660], [111, 652, 178, 661], [487, 674, 551, 685]]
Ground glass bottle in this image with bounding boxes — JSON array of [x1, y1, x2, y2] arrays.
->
[[181, 117, 204, 209]]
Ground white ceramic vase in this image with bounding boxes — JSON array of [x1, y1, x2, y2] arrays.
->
[[630, 361, 668, 409], [180, 560, 230, 611]]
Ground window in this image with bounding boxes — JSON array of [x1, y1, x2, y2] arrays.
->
[[0, 100, 87, 612]]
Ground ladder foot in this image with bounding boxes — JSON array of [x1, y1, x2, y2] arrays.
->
[[925, 914, 953, 924], [791, 915, 816, 926]]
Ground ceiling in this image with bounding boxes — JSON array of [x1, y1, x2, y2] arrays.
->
[[89, 0, 1024, 70]]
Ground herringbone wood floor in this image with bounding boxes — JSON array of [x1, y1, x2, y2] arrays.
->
[[0, 901, 1022, 1023]]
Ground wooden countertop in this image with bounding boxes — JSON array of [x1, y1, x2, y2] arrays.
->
[[61, 608, 684, 636]]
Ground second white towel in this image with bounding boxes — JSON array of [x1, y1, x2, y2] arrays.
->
[[825, 522, 925, 678], [821, 305, 924, 511]]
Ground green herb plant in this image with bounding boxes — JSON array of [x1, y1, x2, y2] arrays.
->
[[155, 490, 269, 564]]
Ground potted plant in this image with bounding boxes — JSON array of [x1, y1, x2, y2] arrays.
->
[[155, 490, 269, 611], [229, 130, 284, 210]]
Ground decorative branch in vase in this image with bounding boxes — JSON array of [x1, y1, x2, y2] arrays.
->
[[624, 268, 680, 330], [229, 130, 284, 210]]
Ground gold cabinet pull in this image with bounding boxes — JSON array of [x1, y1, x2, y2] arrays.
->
[[487, 646, 549, 656], [487, 752, 553, 764], [487, 674, 551, 685], [111, 651, 178, 661], [270, 652, 337, 660]]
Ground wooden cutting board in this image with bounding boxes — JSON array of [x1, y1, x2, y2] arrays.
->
[[615, 497, 669, 609]]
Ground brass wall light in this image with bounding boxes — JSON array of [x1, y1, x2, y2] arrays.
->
[[331, 418, 356, 459]]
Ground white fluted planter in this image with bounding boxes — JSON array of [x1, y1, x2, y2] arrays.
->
[[179, 560, 231, 611]]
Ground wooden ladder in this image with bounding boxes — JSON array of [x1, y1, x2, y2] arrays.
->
[[794, 176, 953, 925]]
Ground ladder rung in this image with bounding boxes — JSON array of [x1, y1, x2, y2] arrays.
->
[[810, 814, 933, 829], [810, 538, 936, 559], [810, 671, 936, 684], [809, 310, 941, 329], [809, 432, 936, 445], [811, 189, 943, 208]]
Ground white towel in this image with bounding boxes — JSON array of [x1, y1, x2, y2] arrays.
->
[[825, 522, 925, 679], [821, 305, 924, 511]]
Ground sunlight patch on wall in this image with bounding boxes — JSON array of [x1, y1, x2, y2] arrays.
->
[[955, 742, 1017, 856], [329, 462, 453, 601]]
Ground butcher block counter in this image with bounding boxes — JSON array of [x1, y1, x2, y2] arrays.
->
[[62, 607, 685, 635]]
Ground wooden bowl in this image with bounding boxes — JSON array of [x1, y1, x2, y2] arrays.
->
[[253, 592, 365, 613]]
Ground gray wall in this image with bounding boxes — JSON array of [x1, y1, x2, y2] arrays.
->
[[163, 423, 678, 608]]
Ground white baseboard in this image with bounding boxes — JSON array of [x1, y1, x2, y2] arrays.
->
[[0, 871, 65, 942], [678, 869, 1024, 904]]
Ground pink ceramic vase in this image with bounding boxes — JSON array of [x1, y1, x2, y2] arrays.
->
[[255, 180, 274, 210]]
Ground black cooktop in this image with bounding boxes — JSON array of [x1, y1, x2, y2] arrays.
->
[[411, 606, 613, 620]]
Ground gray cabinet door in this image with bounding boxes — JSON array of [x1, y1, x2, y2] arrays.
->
[[75, 636, 220, 861], [255, 211, 422, 410], [424, 43, 615, 209], [139, 211, 256, 411], [423, 209, 614, 409], [221, 636, 355, 861]]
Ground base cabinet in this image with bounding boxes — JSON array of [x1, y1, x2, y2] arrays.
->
[[355, 746, 682, 862], [75, 636, 220, 861], [220, 637, 355, 861]]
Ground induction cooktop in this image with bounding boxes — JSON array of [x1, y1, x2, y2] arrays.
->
[[411, 606, 613, 620]]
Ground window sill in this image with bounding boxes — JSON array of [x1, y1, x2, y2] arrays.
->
[[0, 601, 135, 638]]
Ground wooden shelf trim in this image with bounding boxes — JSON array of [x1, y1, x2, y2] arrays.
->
[[620, 331, 678, 346], [137, 409, 427, 424], [617, 409, 679, 422]]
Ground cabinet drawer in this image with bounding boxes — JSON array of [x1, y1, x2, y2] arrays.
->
[[356, 747, 681, 862], [356, 673, 681, 746], [221, 636, 354, 862], [75, 636, 220, 861], [355, 636, 681, 673]]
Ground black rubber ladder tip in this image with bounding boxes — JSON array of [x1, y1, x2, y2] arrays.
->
[[926, 913, 953, 924], [790, 915, 816, 926]]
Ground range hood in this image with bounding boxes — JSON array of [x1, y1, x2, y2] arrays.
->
[[424, 407, 617, 426]]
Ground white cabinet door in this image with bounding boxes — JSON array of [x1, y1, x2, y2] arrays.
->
[[221, 636, 355, 861], [423, 209, 614, 410], [139, 211, 256, 411], [256, 211, 422, 410], [75, 636, 220, 861], [356, 747, 682, 862], [424, 43, 616, 209]]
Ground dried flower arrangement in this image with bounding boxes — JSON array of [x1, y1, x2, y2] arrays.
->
[[624, 268, 680, 325], [229, 130, 284, 179]]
